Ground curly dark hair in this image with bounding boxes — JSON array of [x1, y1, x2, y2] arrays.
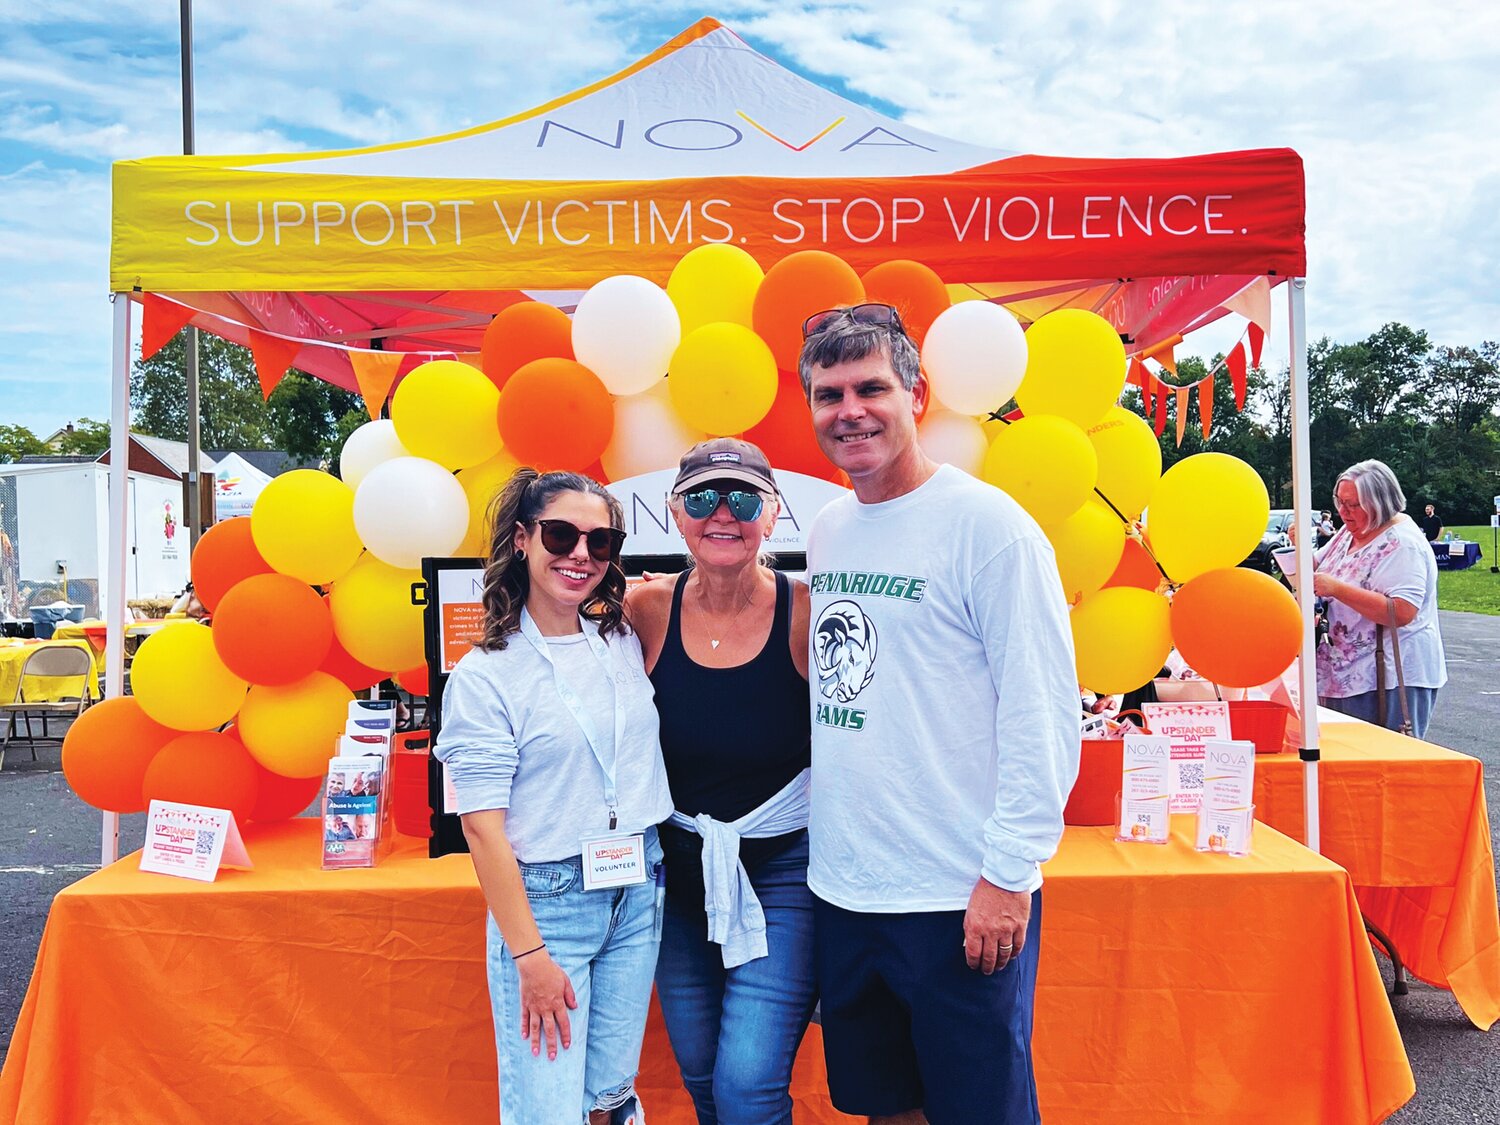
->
[[478, 468, 628, 651]]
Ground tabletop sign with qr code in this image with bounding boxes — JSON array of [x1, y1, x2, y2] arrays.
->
[[139, 801, 252, 882], [1116, 733, 1172, 845], [1141, 701, 1231, 814]]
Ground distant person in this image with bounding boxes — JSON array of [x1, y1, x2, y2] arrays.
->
[[1317, 510, 1336, 548], [1314, 461, 1446, 739], [1418, 504, 1444, 543]]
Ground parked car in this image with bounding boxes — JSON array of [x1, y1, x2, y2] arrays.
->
[[1242, 509, 1322, 574]]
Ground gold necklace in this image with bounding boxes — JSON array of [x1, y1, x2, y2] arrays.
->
[[694, 579, 755, 650]]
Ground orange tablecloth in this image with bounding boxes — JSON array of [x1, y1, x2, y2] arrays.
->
[[1257, 719, 1500, 1029], [0, 819, 1411, 1125]]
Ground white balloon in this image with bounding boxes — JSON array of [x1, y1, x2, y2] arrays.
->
[[916, 410, 989, 477], [573, 275, 682, 396], [353, 457, 468, 568], [339, 420, 412, 491], [601, 390, 707, 481], [921, 301, 1028, 415]]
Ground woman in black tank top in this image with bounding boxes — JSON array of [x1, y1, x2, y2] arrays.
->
[[625, 438, 815, 1125]]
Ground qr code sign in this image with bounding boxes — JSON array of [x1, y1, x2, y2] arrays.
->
[[1177, 762, 1205, 791], [194, 830, 215, 855]]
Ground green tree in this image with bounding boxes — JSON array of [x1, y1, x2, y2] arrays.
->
[[0, 424, 47, 463], [55, 418, 111, 457], [131, 334, 272, 449], [265, 373, 364, 466]]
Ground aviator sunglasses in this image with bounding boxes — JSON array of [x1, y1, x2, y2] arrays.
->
[[801, 302, 907, 339], [680, 488, 766, 522], [533, 519, 626, 562]]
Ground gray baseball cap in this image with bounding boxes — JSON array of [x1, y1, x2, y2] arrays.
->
[[671, 438, 779, 496]]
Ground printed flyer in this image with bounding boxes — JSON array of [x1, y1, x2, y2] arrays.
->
[[1141, 701, 1231, 813]]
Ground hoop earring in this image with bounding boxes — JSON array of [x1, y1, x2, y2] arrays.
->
[[515, 549, 526, 561]]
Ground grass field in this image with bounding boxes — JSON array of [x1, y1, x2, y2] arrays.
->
[[1437, 524, 1500, 615]]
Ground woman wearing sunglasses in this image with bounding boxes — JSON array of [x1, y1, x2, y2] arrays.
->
[[435, 468, 673, 1125], [626, 438, 815, 1125]]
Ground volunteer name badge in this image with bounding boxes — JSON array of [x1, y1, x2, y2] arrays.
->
[[139, 800, 252, 882], [579, 832, 648, 891]]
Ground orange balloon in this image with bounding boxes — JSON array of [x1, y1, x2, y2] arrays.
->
[[191, 518, 273, 612], [396, 663, 429, 697], [1104, 536, 1164, 591], [247, 760, 323, 821], [744, 370, 842, 483], [316, 594, 386, 690], [480, 302, 575, 390], [62, 698, 176, 813], [1170, 567, 1303, 688], [141, 730, 261, 824], [581, 460, 610, 485], [753, 250, 865, 371], [860, 260, 950, 346], [498, 358, 614, 471], [212, 574, 333, 685]]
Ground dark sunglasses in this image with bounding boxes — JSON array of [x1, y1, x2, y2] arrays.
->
[[801, 302, 907, 339], [533, 519, 626, 562], [680, 488, 766, 522]]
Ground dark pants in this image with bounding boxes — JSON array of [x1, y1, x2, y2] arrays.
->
[[814, 890, 1043, 1125]]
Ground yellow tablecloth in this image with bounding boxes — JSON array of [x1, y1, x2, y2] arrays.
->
[[0, 640, 96, 703], [0, 818, 1412, 1124]]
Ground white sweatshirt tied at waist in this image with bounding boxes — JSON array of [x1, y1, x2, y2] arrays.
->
[[667, 767, 811, 969]]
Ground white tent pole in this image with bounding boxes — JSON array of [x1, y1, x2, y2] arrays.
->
[[103, 294, 132, 867], [1287, 276, 1321, 853]]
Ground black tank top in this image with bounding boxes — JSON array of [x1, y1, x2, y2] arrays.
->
[[650, 570, 811, 901]]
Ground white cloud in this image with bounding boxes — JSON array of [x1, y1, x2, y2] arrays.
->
[[3, 0, 1498, 437]]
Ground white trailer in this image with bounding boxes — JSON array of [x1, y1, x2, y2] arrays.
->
[[0, 462, 191, 619]]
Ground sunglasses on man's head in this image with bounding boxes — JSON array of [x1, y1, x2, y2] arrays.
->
[[534, 519, 626, 562], [679, 488, 766, 522], [801, 302, 907, 340]]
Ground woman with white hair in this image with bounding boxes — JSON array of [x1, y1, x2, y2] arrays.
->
[[1313, 459, 1446, 737]]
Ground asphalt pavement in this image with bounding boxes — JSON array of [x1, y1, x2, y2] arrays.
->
[[1, 611, 1497, 1119]]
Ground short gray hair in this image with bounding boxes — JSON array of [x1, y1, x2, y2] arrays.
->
[[797, 315, 922, 398], [1337, 460, 1406, 527]]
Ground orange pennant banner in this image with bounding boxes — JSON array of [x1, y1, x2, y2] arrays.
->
[[247, 330, 303, 399], [1227, 343, 1248, 410], [1199, 375, 1215, 440], [1153, 377, 1169, 437], [349, 351, 404, 420], [139, 295, 197, 361], [1175, 387, 1189, 447]]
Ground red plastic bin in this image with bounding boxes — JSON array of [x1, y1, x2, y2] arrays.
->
[[391, 731, 434, 838]]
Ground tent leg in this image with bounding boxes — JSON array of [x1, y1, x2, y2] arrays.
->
[[102, 293, 132, 868], [1287, 277, 1321, 854]]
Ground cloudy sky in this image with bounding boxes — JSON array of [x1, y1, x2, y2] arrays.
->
[[3, 0, 1497, 436]]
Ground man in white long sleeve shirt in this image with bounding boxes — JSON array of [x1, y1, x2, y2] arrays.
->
[[797, 303, 1080, 1125]]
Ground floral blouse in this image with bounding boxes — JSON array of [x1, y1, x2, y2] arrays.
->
[[1315, 517, 1446, 699]]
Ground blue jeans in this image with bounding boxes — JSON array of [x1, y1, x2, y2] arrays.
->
[[1322, 687, 1438, 740], [655, 834, 817, 1125], [486, 827, 663, 1125]]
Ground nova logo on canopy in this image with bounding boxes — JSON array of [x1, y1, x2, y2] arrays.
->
[[534, 115, 934, 156]]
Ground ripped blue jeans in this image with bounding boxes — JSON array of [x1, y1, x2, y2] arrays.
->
[[487, 827, 663, 1125]]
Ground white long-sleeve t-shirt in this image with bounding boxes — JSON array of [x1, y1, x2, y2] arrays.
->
[[434, 611, 673, 863], [806, 465, 1081, 911]]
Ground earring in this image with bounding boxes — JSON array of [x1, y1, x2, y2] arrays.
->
[[515, 549, 526, 561]]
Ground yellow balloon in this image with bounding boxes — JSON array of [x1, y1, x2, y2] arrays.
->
[[237, 672, 354, 778], [1086, 406, 1162, 521], [250, 469, 363, 586], [1014, 309, 1127, 429], [1045, 503, 1127, 604], [328, 555, 426, 672], [391, 360, 502, 470], [131, 622, 248, 731], [1071, 587, 1173, 695], [981, 416, 1098, 527], [667, 244, 765, 334], [1146, 453, 1270, 583], [669, 322, 778, 436], [455, 449, 521, 557]]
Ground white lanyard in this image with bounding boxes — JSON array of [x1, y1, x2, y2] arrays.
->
[[518, 608, 625, 830]]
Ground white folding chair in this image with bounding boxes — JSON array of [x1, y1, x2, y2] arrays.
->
[[0, 644, 94, 769]]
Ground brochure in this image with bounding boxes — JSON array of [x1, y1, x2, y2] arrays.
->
[[1115, 733, 1171, 845], [1141, 701, 1231, 813], [322, 754, 388, 869], [1195, 739, 1256, 856]]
